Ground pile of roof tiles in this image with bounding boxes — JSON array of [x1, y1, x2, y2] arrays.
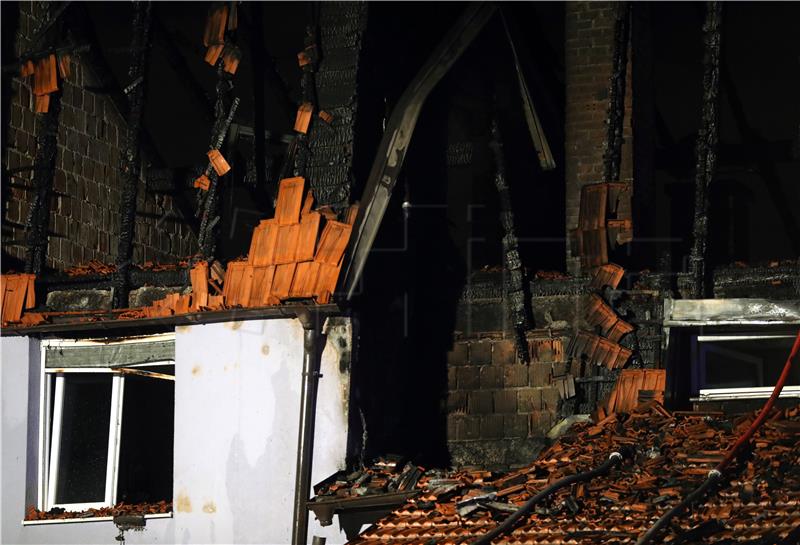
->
[[223, 176, 357, 306], [1, 176, 357, 327], [1, 273, 36, 325], [313, 455, 428, 500], [571, 183, 633, 270], [349, 401, 800, 545], [25, 500, 171, 521]]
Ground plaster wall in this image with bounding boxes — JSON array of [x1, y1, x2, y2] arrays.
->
[[1, 317, 352, 545]]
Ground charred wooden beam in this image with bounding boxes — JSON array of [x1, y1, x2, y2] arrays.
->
[[196, 69, 236, 260], [23, 6, 65, 275], [24, 100, 61, 275], [112, 1, 152, 309], [291, 24, 320, 180], [247, 2, 268, 193], [489, 116, 532, 363], [688, 1, 722, 299], [603, 2, 631, 184]]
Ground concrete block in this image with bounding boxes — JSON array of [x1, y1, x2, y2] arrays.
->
[[518, 387, 543, 413], [470, 341, 492, 365], [468, 390, 493, 415], [128, 286, 184, 308], [481, 414, 504, 439], [46, 288, 111, 311], [529, 362, 552, 387], [457, 366, 480, 390], [504, 414, 529, 439], [479, 365, 503, 389], [503, 364, 528, 388], [461, 416, 481, 440], [492, 339, 516, 365], [493, 390, 517, 414], [447, 391, 467, 413], [447, 342, 469, 366], [541, 386, 561, 411]]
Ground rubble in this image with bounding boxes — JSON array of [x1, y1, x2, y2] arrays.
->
[[25, 501, 172, 521], [0, 176, 355, 329], [349, 401, 800, 544], [312, 456, 426, 501]]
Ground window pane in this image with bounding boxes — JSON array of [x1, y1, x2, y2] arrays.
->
[[55, 375, 112, 504], [117, 375, 174, 504], [700, 337, 800, 390]]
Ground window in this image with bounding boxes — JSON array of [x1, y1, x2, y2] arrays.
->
[[691, 334, 800, 401], [38, 335, 175, 512]]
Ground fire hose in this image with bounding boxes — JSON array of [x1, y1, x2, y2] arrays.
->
[[635, 329, 800, 545], [470, 449, 631, 545]]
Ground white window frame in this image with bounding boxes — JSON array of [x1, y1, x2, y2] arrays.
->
[[38, 334, 175, 512], [692, 334, 798, 401]]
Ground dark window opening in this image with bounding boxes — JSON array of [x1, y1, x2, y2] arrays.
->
[[55, 375, 112, 505], [117, 371, 175, 504]]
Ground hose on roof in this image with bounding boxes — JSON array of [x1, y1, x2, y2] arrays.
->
[[470, 449, 631, 545], [635, 329, 800, 545]]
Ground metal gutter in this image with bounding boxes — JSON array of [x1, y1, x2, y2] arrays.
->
[[663, 298, 800, 326], [0, 304, 341, 337]]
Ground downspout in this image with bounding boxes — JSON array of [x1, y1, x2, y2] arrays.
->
[[291, 310, 326, 545]]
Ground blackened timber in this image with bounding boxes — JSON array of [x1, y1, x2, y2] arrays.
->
[[23, 4, 64, 275], [296, 1, 367, 208], [688, 1, 722, 299], [196, 69, 235, 260], [602, 2, 631, 184], [24, 93, 61, 275], [247, 2, 268, 193], [291, 25, 319, 180], [489, 117, 531, 363], [341, 4, 497, 300], [112, 1, 152, 309]]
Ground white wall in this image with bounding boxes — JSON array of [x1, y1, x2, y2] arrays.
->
[[0, 317, 351, 545]]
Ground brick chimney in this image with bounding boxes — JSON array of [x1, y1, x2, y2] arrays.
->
[[564, 2, 633, 276]]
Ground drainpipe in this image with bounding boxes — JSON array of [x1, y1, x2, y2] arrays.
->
[[291, 310, 325, 545]]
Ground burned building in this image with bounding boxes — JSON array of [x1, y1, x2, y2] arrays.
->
[[1, 2, 799, 545]]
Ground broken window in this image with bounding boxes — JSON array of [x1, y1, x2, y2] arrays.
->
[[39, 335, 175, 512], [691, 333, 800, 401]]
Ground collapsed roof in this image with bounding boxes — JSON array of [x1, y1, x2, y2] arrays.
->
[[347, 402, 800, 545]]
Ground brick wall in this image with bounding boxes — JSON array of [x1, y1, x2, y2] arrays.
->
[[3, 2, 195, 272], [564, 2, 633, 275], [445, 334, 569, 468]]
